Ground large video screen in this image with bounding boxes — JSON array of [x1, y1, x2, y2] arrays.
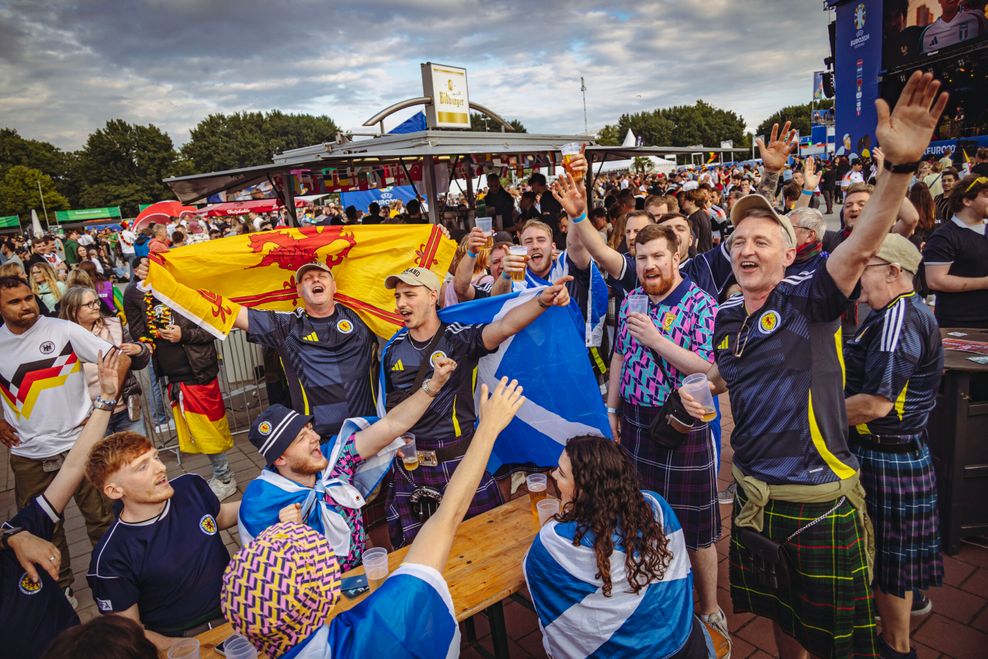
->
[[884, 1, 988, 69]]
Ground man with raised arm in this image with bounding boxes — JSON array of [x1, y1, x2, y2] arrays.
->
[[681, 71, 947, 658]]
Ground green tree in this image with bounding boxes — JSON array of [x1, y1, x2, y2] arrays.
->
[[0, 165, 70, 219], [74, 119, 180, 215], [0, 128, 78, 204], [754, 99, 834, 141], [597, 100, 745, 148], [182, 111, 340, 173], [469, 113, 527, 133]]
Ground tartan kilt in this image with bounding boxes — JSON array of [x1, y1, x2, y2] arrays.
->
[[730, 490, 879, 659], [621, 404, 720, 550], [851, 439, 943, 597], [385, 446, 502, 549]]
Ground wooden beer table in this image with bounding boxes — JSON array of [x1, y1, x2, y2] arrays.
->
[[185, 495, 538, 659]]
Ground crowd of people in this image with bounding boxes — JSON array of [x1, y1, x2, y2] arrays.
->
[[0, 71, 986, 659]]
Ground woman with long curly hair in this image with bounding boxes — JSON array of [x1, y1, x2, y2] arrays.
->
[[523, 435, 715, 658]]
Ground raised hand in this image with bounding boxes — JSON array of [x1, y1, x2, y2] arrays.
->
[[466, 227, 487, 254], [756, 121, 798, 172], [875, 70, 948, 165], [802, 156, 821, 190], [477, 377, 526, 437], [551, 171, 588, 219], [97, 348, 124, 401]]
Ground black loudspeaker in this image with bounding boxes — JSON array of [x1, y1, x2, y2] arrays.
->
[[828, 20, 837, 64], [823, 71, 836, 98]]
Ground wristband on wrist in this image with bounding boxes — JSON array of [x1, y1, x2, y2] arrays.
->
[[94, 396, 116, 411], [501, 270, 512, 280], [570, 211, 587, 224], [606, 406, 618, 415], [801, 189, 813, 196], [883, 159, 921, 174], [466, 250, 478, 259]]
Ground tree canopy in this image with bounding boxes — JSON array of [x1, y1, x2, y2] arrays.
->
[[0, 165, 70, 219], [74, 119, 182, 217], [181, 110, 340, 173], [754, 99, 834, 140], [469, 113, 527, 133], [597, 100, 746, 148]]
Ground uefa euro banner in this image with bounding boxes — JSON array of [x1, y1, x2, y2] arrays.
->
[[146, 224, 455, 339]]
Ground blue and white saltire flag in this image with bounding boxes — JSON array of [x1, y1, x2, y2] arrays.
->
[[377, 287, 610, 472], [292, 564, 460, 658], [523, 492, 696, 659], [238, 417, 399, 553], [524, 249, 608, 348]]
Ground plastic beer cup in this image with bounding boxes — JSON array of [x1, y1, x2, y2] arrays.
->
[[363, 547, 389, 591], [682, 373, 717, 423]]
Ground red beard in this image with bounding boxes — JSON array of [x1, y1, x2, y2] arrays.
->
[[642, 270, 674, 296]]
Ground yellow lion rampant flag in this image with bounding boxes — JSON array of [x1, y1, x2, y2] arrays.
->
[[146, 224, 456, 339]]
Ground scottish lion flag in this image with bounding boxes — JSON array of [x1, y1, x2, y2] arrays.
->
[[146, 224, 455, 339], [523, 491, 697, 658], [379, 288, 610, 472]]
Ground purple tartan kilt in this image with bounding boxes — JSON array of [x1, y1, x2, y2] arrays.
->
[[385, 452, 502, 548], [851, 437, 943, 597], [621, 403, 720, 550]]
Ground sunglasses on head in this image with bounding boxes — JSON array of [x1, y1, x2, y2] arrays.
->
[[964, 176, 988, 193]]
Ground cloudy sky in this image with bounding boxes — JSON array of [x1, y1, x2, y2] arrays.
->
[[0, 1, 832, 151]]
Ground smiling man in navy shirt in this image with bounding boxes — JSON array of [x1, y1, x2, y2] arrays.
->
[[86, 431, 240, 651]]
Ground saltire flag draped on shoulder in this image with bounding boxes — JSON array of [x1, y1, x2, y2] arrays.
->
[[145, 225, 455, 339], [523, 491, 695, 658], [377, 288, 610, 473], [524, 250, 608, 349]]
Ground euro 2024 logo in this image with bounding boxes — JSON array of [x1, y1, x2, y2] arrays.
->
[[854, 4, 866, 32]]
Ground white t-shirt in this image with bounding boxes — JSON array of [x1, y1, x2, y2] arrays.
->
[[0, 316, 111, 459], [119, 230, 137, 255], [922, 9, 987, 53], [841, 170, 864, 189]]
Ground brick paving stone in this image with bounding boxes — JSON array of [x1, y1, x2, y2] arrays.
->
[[913, 612, 988, 658], [958, 561, 988, 598], [923, 583, 986, 624], [942, 553, 977, 588], [727, 635, 758, 658], [734, 615, 778, 656]]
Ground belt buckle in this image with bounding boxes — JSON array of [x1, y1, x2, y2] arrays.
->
[[417, 450, 438, 467]]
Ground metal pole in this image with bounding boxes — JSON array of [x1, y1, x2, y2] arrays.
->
[[581, 76, 589, 136], [284, 174, 298, 226], [37, 180, 50, 229], [423, 155, 438, 224]]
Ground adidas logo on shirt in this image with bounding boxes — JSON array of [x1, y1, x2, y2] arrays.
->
[[391, 359, 404, 372], [302, 331, 318, 342]]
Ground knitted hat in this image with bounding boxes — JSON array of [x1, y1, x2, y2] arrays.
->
[[221, 522, 341, 657]]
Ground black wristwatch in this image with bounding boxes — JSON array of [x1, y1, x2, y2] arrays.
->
[[0, 526, 25, 551], [883, 159, 921, 174]]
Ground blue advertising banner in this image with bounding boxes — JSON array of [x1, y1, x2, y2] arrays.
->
[[339, 185, 418, 212], [834, 0, 883, 160]]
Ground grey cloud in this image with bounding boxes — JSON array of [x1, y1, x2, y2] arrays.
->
[[0, 0, 829, 150]]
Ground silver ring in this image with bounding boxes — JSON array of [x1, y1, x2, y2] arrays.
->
[[48, 555, 56, 562]]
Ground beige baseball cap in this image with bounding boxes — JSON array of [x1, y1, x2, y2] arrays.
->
[[295, 261, 333, 281], [384, 267, 440, 292], [874, 233, 922, 274], [729, 194, 797, 248]]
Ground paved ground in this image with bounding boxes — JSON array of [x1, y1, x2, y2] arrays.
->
[[4, 390, 987, 658]]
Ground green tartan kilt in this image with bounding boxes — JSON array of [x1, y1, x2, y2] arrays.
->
[[729, 490, 879, 658]]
